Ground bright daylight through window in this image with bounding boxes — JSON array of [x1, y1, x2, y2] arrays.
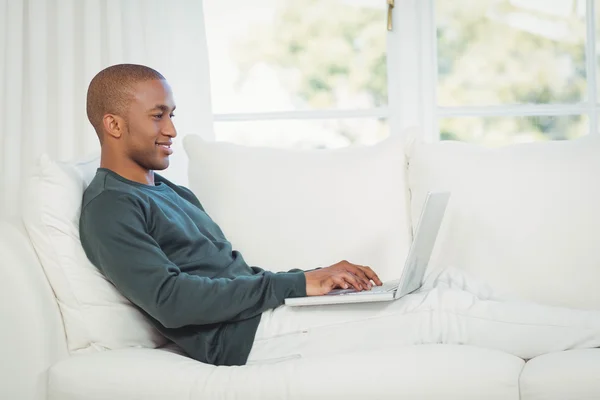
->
[[204, 0, 596, 149]]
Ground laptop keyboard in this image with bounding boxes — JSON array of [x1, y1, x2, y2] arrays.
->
[[327, 280, 400, 296]]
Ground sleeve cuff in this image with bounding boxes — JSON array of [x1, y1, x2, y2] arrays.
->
[[288, 265, 323, 273], [272, 271, 307, 300]]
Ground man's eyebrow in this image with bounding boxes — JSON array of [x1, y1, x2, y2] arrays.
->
[[149, 105, 176, 112]]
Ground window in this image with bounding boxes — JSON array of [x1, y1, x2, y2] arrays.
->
[[204, 0, 389, 149], [204, 0, 597, 148], [433, 0, 591, 145]]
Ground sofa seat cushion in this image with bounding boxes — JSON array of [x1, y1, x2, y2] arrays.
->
[[48, 344, 523, 400], [520, 349, 600, 400]]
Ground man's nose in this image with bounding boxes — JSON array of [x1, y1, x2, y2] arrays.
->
[[164, 118, 177, 138]]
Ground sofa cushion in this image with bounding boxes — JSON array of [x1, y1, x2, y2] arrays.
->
[[520, 349, 600, 400], [406, 134, 600, 310], [21, 154, 167, 354], [48, 344, 524, 400], [183, 133, 412, 282]]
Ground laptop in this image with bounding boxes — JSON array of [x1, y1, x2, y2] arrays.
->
[[284, 191, 450, 306]]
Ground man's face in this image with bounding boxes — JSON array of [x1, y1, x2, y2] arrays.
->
[[123, 79, 177, 171]]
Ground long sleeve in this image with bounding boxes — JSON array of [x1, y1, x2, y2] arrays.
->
[[80, 191, 306, 329]]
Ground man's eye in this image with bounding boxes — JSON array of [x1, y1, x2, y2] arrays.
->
[[153, 114, 163, 119], [169, 114, 175, 118]]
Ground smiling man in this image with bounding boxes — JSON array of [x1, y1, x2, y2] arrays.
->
[[80, 64, 600, 368], [79, 64, 381, 365]]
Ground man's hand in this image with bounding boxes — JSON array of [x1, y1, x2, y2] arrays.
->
[[305, 260, 383, 296]]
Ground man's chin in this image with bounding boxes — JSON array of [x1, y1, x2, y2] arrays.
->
[[152, 159, 170, 171]]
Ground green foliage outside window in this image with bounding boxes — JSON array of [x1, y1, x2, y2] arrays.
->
[[232, 0, 589, 146]]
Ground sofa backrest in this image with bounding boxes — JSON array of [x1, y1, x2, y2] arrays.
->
[[184, 133, 413, 283], [407, 133, 600, 310], [0, 219, 69, 400]]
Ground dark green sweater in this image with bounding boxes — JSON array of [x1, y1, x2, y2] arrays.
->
[[79, 168, 307, 366]]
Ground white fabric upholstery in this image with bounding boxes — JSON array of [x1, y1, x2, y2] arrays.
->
[[48, 344, 524, 400], [183, 133, 412, 282], [406, 134, 600, 310], [520, 349, 600, 400], [5, 132, 600, 400], [0, 220, 68, 400], [21, 154, 167, 355]]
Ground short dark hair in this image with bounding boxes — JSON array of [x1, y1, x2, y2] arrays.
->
[[86, 64, 165, 143]]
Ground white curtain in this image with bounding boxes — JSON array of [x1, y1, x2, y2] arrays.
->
[[0, 0, 214, 218]]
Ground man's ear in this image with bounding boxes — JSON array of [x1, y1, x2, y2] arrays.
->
[[102, 114, 125, 139]]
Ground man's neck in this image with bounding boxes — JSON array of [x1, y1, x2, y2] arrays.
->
[[100, 150, 155, 186]]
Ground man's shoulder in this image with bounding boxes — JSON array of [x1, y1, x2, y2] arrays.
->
[[82, 171, 147, 217]]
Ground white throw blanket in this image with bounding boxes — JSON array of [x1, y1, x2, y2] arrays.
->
[[248, 267, 600, 364]]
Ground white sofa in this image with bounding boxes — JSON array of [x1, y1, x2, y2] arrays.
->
[[2, 130, 600, 400]]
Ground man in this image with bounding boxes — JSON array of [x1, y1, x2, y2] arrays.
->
[[80, 64, 600, 366]]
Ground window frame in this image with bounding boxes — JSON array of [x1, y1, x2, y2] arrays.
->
[[399, 0, 599, 141], [209, 0, 599, 142]]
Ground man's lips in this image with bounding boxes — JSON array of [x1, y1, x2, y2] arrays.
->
[[156, 142, 173, 155]]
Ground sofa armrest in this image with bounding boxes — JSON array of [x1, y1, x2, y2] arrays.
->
[[0, 219, 69, 400]]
